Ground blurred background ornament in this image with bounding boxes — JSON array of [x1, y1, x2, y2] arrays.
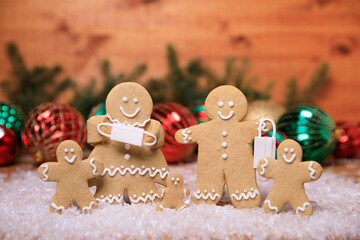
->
[[243, 100, 286, 122], [151, 102, 197, 164], [0, 102, 24, 141], [0, 125, 18, 165], [188, 102, 209, 124], [333, 121, 360, 158], [277, 105, 335, 163], [22, 103, 87, 164], [89, 103, 106, 119]]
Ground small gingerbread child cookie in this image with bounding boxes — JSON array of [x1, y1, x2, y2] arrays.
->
[[38, 140, 104, 214], [156, 173, 190, 211], [175, 85, 273, 209], [257, 139, 323, 216]]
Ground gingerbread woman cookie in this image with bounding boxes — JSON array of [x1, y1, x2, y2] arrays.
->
[[175, 85, 273, 209], [87, 82, 169, 205], [156, 173, 190, 211], [38, 140, 104, 213], [257, 139, 323, 216]]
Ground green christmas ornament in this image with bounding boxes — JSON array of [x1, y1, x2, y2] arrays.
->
[[277, 105, 335, 163], [95, 103, 106, 116], [0, 102, 24, 141]]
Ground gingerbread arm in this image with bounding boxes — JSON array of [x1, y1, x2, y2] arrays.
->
[[184, 188, 190, 198], [143, 120, 164, 149], [38, 162, 61, 182], [158, 188, 166, 196], [81, 158, 105, 180], [87, 115, 109, 146], [175, 123, 205, 144], [253, 115, 275, 136], [256, 157, 278, 179], [300, 161, 323, 183]]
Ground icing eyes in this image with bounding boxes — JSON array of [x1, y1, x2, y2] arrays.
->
[[64, 149, 68, 153], [228, 101, 234, 108], [133, 98, 138, 103], [70, 148, 74, 153], [123, 97, 128, 103], [218, 101, 224, 107], [284, 148, 289, 153], [290, 148, 294, 153]]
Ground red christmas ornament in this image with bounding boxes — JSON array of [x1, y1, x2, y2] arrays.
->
[[151, 102, 197, 164], [22, 103, 87, 164], [333, 121, 360, 158], [0, 125, 18, 165]]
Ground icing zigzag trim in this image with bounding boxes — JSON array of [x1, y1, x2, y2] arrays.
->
[[264, 200, 278, 213], [231, 189, 260, 201], [42, 164, 49, 181], [96, 194, 124, 204], [129, 192, 162, 204], [181, 128, 190, 143], [100, 166, 169, 179], [259, 158, 268, 175], [89, 158, 98, 175], [82, 201, 96, 212], [296, 202, 311, 214], [50, 202, 65, 212], [308, 162, 317, 180], [193, 191, 221, 201]]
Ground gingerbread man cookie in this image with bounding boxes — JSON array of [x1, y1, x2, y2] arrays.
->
[[175, 85, 273, 209], [257, 139, 323, 216], [156, 173, 190, 211], [38, 140, 104, 213], [87, 82, 169, 205]]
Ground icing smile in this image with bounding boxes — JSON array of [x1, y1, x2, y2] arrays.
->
[[217, 110, 234, 120], [120, 106, 140, 118], [65, 155, 76, 163], [282, 154, 296, 163]]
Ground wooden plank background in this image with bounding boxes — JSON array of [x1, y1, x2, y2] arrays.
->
[[0, 0, 359, 121]]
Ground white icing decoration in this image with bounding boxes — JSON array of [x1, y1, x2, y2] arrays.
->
[[228, 101, 234, 107], [218, 101, 224, 107], [296, 202, 311, 214], [50, 202, 65, 212], [222, 131, 227, 137], [106, 114, 151, 128], [258, 158, 268, 175], [193, 190, 221, 200], [64, 155, 76, 164], [125, 144, 131, 150], [218, 110, 234, 120], [41, 164, 49, 181], [70, 148, 74, 153], [222, 142, 227, 148], [308, 162, 317, 180], [290, 148, 294, 153], [133, 98, 138, 103], [96, 194, 124, 204], [231, 189, 260, 201], [89, 158, 98, 176], [122, 97, 128, 103], [181, 128, 190, 143], [178, 205, 187, 210], [264, 200, 278, 213], [120, 106, 140, 118], [158, 204, 166, 210], [222, 153, 228, 160], [82, 201, 96, 212], [129, 191, 163, 203], [124, 154, 130, 160], [285, 148, 289, 153], [282, 153, 296, 163], [184, 189, 188, 198], [64, 148, 68, 153], [100, 166, 169, 179]]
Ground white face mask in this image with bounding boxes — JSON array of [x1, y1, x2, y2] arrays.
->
[[97, 115, 157, 147]]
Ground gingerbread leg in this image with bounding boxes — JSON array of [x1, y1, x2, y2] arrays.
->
[[127, 177, 160, 204], [289, 194, 313, 216], [262, 192, 287, 214], [75, 191, 98, 214], [94, 175, 125, 205], [50, 191, 71, 214], [225, 168, 261, 209]]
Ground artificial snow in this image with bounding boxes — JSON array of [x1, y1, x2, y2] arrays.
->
[[0, 162, 359, 239]]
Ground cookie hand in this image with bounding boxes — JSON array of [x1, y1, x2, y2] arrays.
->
[[143, 120, 164, 148], [256, 157, 277, 179], [38, 162, 60, 182], [301, 161, 323, 182]]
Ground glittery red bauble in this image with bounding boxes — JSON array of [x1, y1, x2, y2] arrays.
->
[[151, 103, 197, 164], [22, 103, 87, 164], [333, 121, 360, 158], [0, 125, 18, 165]]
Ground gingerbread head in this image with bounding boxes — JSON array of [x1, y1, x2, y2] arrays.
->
[[105, 82, 153, 126], [204, 85, 248, 122], [277, 139, 303, 164], [166, 173, 184, 189], [56, 140, 83, 165]]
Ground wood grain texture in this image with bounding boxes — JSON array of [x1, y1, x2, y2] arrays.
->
[[0, 0, 359, 120]]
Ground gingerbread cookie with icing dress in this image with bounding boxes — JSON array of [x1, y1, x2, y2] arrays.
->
[[38, 140, 104, 214], [87, 82, 169, 205], [175, 85, 274, 209], [257, 139, 323, 216], [156, 173, 190, 211]]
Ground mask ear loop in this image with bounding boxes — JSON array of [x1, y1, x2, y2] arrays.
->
[[142, 131, 157, 146], [97, 122, 113, 138]]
